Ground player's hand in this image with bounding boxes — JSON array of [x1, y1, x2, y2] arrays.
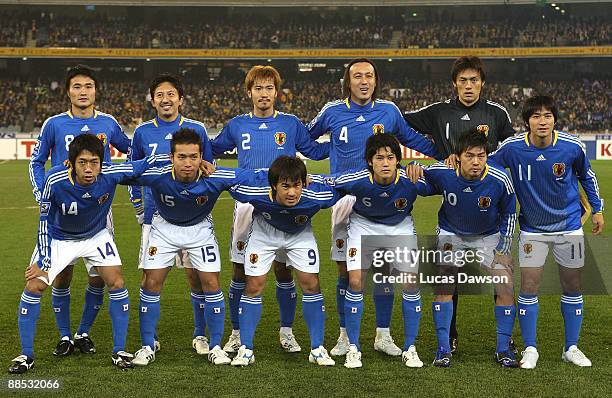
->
[[63, 159, 71, 168], [25, 263, 48, 281], [592, 213, 604, 235], [200, 160, 216, 177], [493, 253, 514, 271], [405, 163, 424, 184], [444, 154, 458, 169]]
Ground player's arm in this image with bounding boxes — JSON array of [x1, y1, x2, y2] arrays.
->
[[393, 105, 444, 160], [126, 132, 146, 221], [416, 167, 442, 197], [574, 144, 604, 234], [109, 118, 131, 154], [403, 105, 435, 138], [488, 137, 512, 168], [115, 154, 170, 186], [210, 123, 237, 157], [497, 182, 517, 255], [307, 174, 346, 208], [497, 107, 516, 141], [295, 118, 330, 160], [307, 106, 329, 139], [35, 174, 56, 276], [29, 121, 54, 203], [227, 169, 269, 204]]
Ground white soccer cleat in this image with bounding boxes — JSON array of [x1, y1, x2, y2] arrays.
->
[[520, 346, 539, 369], [562, 345, 592, 367], [279, 329, 302, 353], [330, 331, 350, 356], [231, 345, 255, 367], [309, 346, 335, 366], [208, 345, 231, 365], [223, 330, 241, 353], [374, 332, 402, 356], [402, 345, 424, 368], [192, 336, 210, 355], [344, 344, 363, 369], [132, 346, 155, 366]]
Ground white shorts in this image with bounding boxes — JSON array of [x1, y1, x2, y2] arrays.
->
[[518, 229, 584, 268], [244, 215, 319, 277], [138, 223, 192, 270], [331, 195, 356, 261], [144, 214, 221, 273], [346, 212, 419, 273], [436, 229, 501, 269], [38, 229, 122, 285]]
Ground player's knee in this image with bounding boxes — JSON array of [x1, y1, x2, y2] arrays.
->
[[336, 261, 348, 277], [54, 267, 73, 288], [105, 275, 124, 291], [88, 275, 105, 288], [232, 262, 246, 281], [142, 274, 163, 293], [185, 268, 202, 290], [25, 279, 47, 295], [348, 274, 362, 292], [245, 277, 265, 296], [299, 275, 320, 294], [435, 294, 453, 302]]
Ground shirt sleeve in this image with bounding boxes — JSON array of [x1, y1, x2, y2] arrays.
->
[[488, 142, 509, 168], [29, 119, 55, 203], [37, 176, 54, 272], [496, 179, 517, 254], [295, 118, 330, 160], [109, 118, 131, 154], [497, 107, 516, 141], [403, 105, 435, 137], [417, 168, 442, 197], [392, 105, 443, 160], [574, 143, 604, 214], [307, 106, 329, 139], [127, 131, 145, 210], [210, 122, 237, 157]]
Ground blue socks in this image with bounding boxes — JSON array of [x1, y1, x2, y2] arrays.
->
[[402, 290, 422, 350], [204, 290, 225, 348], [432, 301, 453, 353], [238, 295, 263, 350], [518, 294, 539, 348], [276, 280, 297, 328], [18, 289, 41, 358], [561, 293, 584, 351], [228, 279, 245, 331], [494, 305, 516, 353], [190, 290, 206, 337], [344, 289, 364, 350], [108, 288, 129, 354], [77, 284, 104, 335], [373, 282, 394, 328], [51, 286, 71, 339], [336, 277, 348, 328], [139, 288, 160, 350], [302, 293, 325, 349]]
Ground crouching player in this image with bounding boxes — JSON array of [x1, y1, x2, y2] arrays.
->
[[415, 129, 518, 367], [9, 134, 159, 374], [228, 156, 339, 367]]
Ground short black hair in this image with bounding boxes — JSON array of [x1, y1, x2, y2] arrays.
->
[[521, 95, 558, 129], [65, 64, 97, 92], [268, 156, 307, 188], [455, 129, 489, 156], [149, 73, 184, 100], [451, 56, 486, 83], [342, 58, 380, 100], [365, 133, 403, 172], [68, 134, 104, 166], [170, 128, 202, 153]]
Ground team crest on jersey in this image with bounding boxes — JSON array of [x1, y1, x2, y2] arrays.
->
[[348, 248, 358, 258], [478, 196, 491, 209], [523, 243, 533, 254], [476, 124, 490, 137], [148, 246, 157, 256], [275, 132, 286, 146], [98, 193, 110, 205], [336, 239, 345, 249], [443, 242, 453, 251], [394, 198, 408, 209], [373, 124, 385, 135], [294, 215, 309, 224], [553, 162, 566, 177], [249, 253, 259, 264], [96, 133, 107, 146], [196, 195, 208, 206], [236, 241, 246, 251]]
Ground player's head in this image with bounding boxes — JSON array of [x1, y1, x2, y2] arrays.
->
[[365, 133, 402, 183], [268, 156, 307, 207], [342, 58, 379, 105], [170, 128, 202, 182], [521, 95, 557, 138], [68, 134, 104, 185], [245, 65, 281, 115], [451, 56, 485, 107], [149, 74, 184, 121], [455, 129, 488, 179], [65, 64, 97, 110]]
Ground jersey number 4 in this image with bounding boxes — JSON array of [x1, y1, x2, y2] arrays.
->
[[339, 127, 348, 143]]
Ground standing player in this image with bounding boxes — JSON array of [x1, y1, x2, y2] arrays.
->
[[211, 65, 329, 354], [28, 65, 131, 357], [128, 74, 214, 355], [308, 58, 442, 357], [228, 156, 339, 367], [415, 130, 518, 368], [489, 95, 604, 369], [404, 56, 516, 353]]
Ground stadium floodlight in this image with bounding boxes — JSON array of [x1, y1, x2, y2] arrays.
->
[[555, 6, 560, 10], [551, 3, 556, 6]]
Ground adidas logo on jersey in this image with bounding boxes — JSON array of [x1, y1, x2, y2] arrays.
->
[[259, 123, 268, 129], [463, 187, 472, 192], [536, 154, 546, 161], [280, 210, 289, 214], [165, 133, 173, 139], [379, 192, 389, 197], [81, 125, 90, 132], [82, 192, 92, 198], [180, 190, 189, 195], [461, 114, 470, 121], [356, 115, 365, 122]]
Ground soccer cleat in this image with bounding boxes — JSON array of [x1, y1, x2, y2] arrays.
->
[[192, 336, 210, 355], [562, 345, 592, 367], [432, 350, 452, 367], [53, 336, 75, 356], [402, 345, 424, 368], [231, 345, 255, 367], [8, 355, 34, 374], [309, 346, 335, 366], [223, 330, 241, 353], [495, 351, 519, 368], [330, 332, 350, 356], [154, 340, 161, 353], [450, 337, 458, 354], [132, 346, 156, 366], [112, 351, 134, 370], [279, 330, 302, 353], [74, 333, 96, 354], [208, 345, 231, 365], [509, 337, 518, 355], [344, 344, 362, 369], [520, 346, 539, 369], [374, 333, 402, 356]]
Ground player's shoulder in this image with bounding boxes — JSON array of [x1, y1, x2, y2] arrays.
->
[[317, 99, 347, 115], [406, 99, 449, 115], [94, 110, 122, 127], [181, 116, 208, 132], [44, 165, 71, 188], [484, 99, 512, 122], [374, 98, 402, 114], [485, 162, 514, 191], [40, 111, 71, 130], [224, 113, 252, 128], [275, 111, 302, 124], [498, 132, 527, 149], [133, 119, 157, 134], [555, 130, 585, 150]]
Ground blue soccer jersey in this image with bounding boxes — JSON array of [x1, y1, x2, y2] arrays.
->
[[229, 172, 341, 234], [211, 110, 329, 169], [128, 115, 214, 223], [308, 98, 442, 173], [417, 162, 517, 254], [29, 110, 131, 203], [489, 131, 603, 233], [328, 168, 419, 226]]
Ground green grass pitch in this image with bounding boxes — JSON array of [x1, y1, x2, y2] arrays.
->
[[0, 159, 610, 397]]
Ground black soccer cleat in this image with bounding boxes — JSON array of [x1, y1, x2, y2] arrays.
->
[[450, 337, 458, 354], [509, 338, 518, 355], [74, 334, 96, 354], [112, 351, 135, 370], [8, 355, 34, 374], [433, 350, 452, 367], [53, 338, 75, 356], [495, 351, 520, 368]]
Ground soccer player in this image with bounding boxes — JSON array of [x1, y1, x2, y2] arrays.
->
[[28, 65, 131, 356], [489, 95, 604, 369], [211, 65, 329, 354], [128, 74, 214, 355], [227, 156, 339, 367], [9, 134, 156, 374], [415, 129, 518, 368], [308, 58, 442, 357], [404, 56, 516, 353], [327, 133, 424, 369], [130, 128, 251, 367]]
